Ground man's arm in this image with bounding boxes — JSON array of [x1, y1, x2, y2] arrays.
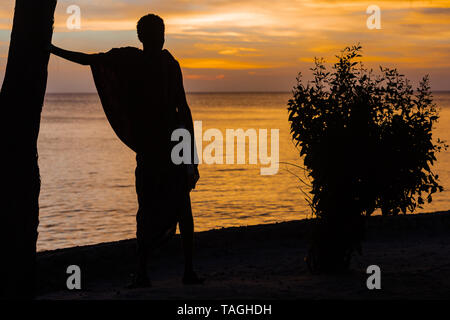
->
[[50, 44, 98, 66], [174, 61, 200, 188], [175, 63, 196, 162], [179, 96, 195, 149]]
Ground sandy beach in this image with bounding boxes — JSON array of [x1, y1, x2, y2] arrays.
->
[[37, 211, 450, 300]]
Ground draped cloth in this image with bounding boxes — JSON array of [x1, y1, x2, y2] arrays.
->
[[90, 47, 189, 250]]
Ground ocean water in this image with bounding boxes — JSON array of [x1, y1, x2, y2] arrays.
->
[[37, 92, 450, 251]]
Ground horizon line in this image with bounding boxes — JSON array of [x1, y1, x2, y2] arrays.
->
[[45, 90, 450, 95], [45, 91, 294, 95]]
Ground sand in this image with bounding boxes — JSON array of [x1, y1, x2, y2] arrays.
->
[[36, 211, 450, 300]]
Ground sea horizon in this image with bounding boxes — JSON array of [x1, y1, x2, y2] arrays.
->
[[45, 90, 450, 95]]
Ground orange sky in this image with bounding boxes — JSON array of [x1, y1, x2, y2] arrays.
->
[[1, 0, 450, 92]]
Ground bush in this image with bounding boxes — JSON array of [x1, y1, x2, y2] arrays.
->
[[287, 44, 447, 273]]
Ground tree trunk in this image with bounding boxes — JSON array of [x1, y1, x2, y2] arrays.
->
[[305, 215, 365, 274], [0, 0, 56, 299]]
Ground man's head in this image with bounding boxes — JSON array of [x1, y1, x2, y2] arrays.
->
[[137, 14, 165, 52]]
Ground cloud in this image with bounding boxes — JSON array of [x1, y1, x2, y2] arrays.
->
[[1, 0, 449, 91], [185, 73, 225, 80], [180, 58, 274, 69]]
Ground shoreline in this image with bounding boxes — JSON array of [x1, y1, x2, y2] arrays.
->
[[37, 210, 450, 299]]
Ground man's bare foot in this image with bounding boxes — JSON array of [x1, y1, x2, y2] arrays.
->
[[182, 271, 205, 285]]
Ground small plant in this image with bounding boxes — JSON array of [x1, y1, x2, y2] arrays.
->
[[287, 44, 447, 273]]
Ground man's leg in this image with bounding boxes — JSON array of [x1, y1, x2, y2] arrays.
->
[[178, 193, 204, 284], [131, 208, 152, 288], [131, 162, 152, 287], [179, 193, 194, 274]]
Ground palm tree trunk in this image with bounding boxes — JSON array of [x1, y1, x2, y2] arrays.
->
[[0, 0, 56, 299]]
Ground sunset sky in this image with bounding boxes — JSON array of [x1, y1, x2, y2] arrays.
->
[[0, 0, 449, 92]]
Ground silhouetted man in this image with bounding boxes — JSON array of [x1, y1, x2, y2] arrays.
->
[[50, 14, 202, 287]]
